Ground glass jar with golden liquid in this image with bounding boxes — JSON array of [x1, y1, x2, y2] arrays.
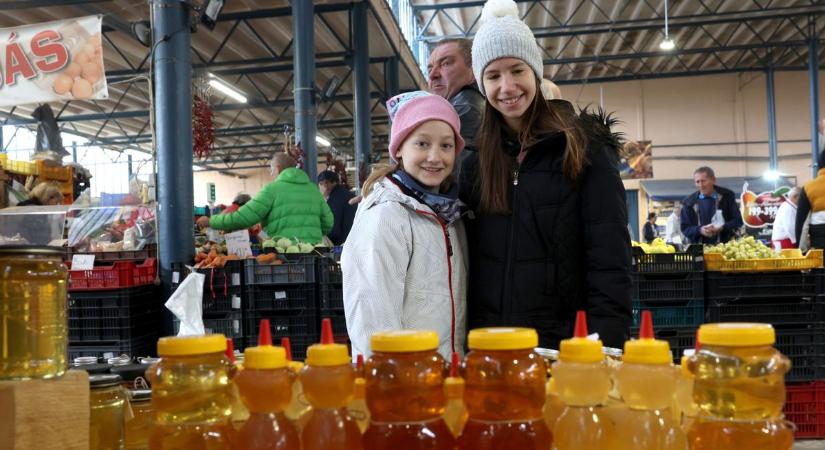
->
[[147, 334, 234, 450], [90, 373, 127, 450], [0, 246, 67, 380], [125, 389, 153, 450]]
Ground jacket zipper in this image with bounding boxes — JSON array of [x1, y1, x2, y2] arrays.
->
[[501, 164, 521, 319], [415, 210, 456, 355]]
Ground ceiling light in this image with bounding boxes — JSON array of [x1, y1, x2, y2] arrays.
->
[[659, 38, 675, 51], [315, 135, 331, 147], [763, 170, 781, 181], [208, 74, 247, 103], [193, 165, 205, 171]]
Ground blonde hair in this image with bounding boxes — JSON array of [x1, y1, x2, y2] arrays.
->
[[30, 182, 63, 205], [270, 153, 297, 174]]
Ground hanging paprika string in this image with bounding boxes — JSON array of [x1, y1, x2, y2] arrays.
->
[[192, 94, 214, 159]]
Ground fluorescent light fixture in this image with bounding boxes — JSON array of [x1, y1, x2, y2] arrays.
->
[[763, 169, 781, 181], [193, 165, 205, 171], [315, 135, 331, 147], [659, 38, 675, 51], [208, 74, 247, 103]]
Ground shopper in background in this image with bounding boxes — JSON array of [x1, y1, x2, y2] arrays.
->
[[198, 154, 333, 244], [427, 38, 485, 181], [458, 0, 632, 350], [342, 91, 468, 360], [643, 212, 657, 243], [317, 170, 357, 246], [770, 187, 799, 251], [796, 152, 825, 249], [664, 205, 684, 248], [16, 182, 63, 206], [680, 166, 743, 244], [218, 192, 262, 242]]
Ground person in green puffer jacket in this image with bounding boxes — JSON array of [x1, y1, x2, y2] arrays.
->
[[199, 153, 334, 244]]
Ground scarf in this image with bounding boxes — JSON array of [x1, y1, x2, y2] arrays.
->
[[390, 170, 465, 224]]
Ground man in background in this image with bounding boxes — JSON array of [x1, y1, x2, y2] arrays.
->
[[680, 166, 743, 244], [317, 170, 356, 246]]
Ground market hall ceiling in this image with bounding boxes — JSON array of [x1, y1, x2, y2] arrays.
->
[[1, 0, 824, 171]]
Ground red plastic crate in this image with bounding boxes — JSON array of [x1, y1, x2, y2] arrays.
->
[[66, 258, 157, 291], [784, 380, 825, 438]]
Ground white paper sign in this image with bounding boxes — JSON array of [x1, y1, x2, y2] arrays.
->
[[224, 229, 252, 257], [70, 254, 95, 270]]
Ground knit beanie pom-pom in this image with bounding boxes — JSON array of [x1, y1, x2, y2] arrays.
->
[[480, 0, 519, 22]]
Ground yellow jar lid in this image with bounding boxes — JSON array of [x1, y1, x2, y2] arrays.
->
[[467, 327, 538, 350], [244, 345, 287, 369], [559, 337, 603, 363], [157, 334, 227, 356], [287, 361, 305, 372], [698, 323, 775, 347], [305, 343, 351, 366], [680, 355, 693, 378], [623, 338, 672, 365], [370, 330, 439, 352]]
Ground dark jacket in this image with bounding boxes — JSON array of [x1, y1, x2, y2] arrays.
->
[[451, 83, 486, 182], [326, 183, 357, 245], [16, 197, 43, 206], [680, 186, 743, 244], [643, 221, 656, 243], [459, 103, 632, 350]]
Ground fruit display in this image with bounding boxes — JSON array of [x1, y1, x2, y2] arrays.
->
[[261, 237, 321, 254], [704, 236, 781, 260], [632, 237, 676, 254]]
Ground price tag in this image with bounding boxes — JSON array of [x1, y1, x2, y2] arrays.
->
[[231, 273, 240, 286], [172, 271, 180, 284], [70, 254, 95, 271], [275, 291, 287, 300], [224, 229, 253, 258], [231, 295, 241, 309]]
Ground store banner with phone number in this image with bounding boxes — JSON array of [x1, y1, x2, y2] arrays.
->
[[0, 15, 108, 107]]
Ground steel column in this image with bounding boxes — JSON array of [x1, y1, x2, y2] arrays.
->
[[384, 57, 400, 99], [72, 142, 77, 163], [766, 69, 779, 172], [353, 1, 372, 189], [292, 0, 318, 180], [152, 0, 194, 309], [810, 35, 821, 176]]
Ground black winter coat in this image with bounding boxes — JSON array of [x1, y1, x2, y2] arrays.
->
[[326, 184, 357, 246], [459, 105, 632, 350]]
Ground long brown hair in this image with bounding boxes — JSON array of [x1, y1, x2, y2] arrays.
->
[[477, 78, 587, 214]]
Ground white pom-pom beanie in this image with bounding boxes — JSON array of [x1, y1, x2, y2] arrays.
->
[[471, 0, 544, 96]]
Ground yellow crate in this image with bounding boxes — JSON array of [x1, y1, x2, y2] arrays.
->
[[2, 158, 36, 176], [36, 161, 73, 182], [704, 248, 824, 272]]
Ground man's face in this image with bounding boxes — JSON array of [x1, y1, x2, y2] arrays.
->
[[427, 42, 474, 100], [318, 180, 333, 198], [694, 172, 715, 196]]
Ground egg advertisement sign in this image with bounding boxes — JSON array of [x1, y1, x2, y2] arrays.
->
[[0, 15, 107, 107]]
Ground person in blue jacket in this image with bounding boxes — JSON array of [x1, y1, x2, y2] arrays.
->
[[680, 166, 743, 244]]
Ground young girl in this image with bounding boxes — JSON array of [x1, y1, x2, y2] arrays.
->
[[342, 91, 468, 360], [459, 0, 632, 350]]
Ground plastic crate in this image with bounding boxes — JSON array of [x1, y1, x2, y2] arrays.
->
[[244, 256, 316, 285], [707, 297, 825, 325], [246, 284, 317, 312], [68, 334, 157, 361], [631, 326, 695, 362], [774, 324, 825, 382], [704, 249, 824, 272], [68, 286, 160, 320], [705, 270, 822, 301], [320, 309, 348, 339], [36, 160, 73, 182], [784, 381, 825, 438], [632, 272, 704, 302], [320, 284, 343, 310], [64, 244, 158, 263], [66, 258, 157, 291], [243, 315, 318, 361], [0, 156, 36, 176], [317, 257, 342, 284], [173, 313, 244, 339], [631, 245, 704, 274], [69, 312, 160, 344], [632, 299, 705, 328]]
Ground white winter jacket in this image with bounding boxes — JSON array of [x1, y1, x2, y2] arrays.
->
[[341, 177, 468, 360]]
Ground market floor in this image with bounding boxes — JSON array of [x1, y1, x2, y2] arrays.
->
[[795, 441, 825, 449]]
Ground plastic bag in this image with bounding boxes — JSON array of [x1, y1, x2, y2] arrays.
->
[[164, 270, 205, 336], [711, 209, 725, 228]]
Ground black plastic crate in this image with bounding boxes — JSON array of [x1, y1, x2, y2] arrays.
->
[[775, 324, 825, 382], [244, 256, 316, 285], [68, 334, 157, 361], [631, 245, 704, 274], [631, 326, 695, 362], [246, 284, 316, 312], [65, 244, 158, 263], [69, 311, 161, 344], [68, 285, 160, 319], [246, 310, 319, 342], [317, 257, 343, 284], [320, 308, 348, 339], [707, 297, 825, 325], [632, 271, 704, 302], [632, 299, 705, 328], [320, 284, 344, 310], [705, 271, 822, 301]]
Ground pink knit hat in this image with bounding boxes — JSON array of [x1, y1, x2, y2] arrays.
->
[[386, 91, 465, 163]]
